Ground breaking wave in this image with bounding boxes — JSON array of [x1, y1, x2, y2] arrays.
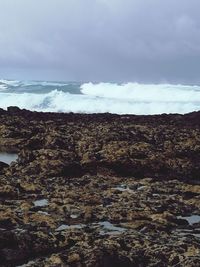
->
[[81, 82, 200, 102], [0, 80, 200, 114]]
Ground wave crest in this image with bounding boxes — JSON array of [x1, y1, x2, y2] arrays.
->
[[0, 87, 199, 114], [0, 80, 200, 114], [81, 82, 200, 102]]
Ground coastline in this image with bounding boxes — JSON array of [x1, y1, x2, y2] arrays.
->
[[0, 107, 200, 266]]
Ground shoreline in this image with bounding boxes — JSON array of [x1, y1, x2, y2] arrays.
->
[[0, 107, 199, 266]]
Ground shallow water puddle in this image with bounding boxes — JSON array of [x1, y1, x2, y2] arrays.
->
[[137, 185, 148, 191], [56, 224, 85, 231], [177, 215, 200, 225], [34, 199, 48, 207], [0, 152, 18, 164], [175, 228, 200, 238], [70, 214, 79, 219], [98, 221, 126, 235], [55, 221, 126, 235], [38, 211, 50, 215], [114, 185, 133, 193]]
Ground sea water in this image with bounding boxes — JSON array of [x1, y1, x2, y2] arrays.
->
[[0, 79, 200, 114], [0, 152, 18, 164]]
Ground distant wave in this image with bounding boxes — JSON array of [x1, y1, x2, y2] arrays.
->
[[0, 79, 20, 87], [0, 79, 71, 94], [0, 79, 69, 87], [0, 80, 200, 114], [0, 84, 7, 91]]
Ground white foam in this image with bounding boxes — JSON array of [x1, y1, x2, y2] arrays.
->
[[0, 84, 7, 91], [81, 82, 200, 102], [20, 80, 69, 87], [0, 79, 20, 87], [0, 82, 199, 115], [0, 79, 69, 88]]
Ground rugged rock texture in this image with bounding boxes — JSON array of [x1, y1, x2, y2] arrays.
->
[[0, 107, 199, 266]]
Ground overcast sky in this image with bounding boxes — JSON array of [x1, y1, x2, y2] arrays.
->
[[0, 0, 200, 83]]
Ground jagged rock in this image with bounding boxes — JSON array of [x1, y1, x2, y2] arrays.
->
[[0, 108, 199, 266], [0, 161, 8, 173], [7, 106, 21, 114]]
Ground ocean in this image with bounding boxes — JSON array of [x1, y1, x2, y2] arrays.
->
[[0, 79, 200, 114]]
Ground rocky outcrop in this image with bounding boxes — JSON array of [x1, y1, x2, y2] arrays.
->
[[0, 108, 199, 266], [0, 161, 8, 173]]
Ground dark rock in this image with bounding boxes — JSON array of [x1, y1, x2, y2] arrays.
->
[[0, 161, 9, 173], [0, 109, 199, 266], [7, 106, 22, 114]]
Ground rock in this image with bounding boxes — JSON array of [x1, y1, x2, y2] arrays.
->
[[0, 161, 8, 173], [0, 109, 199, 266], [0, 108, 6, 115], [7, 106, 21, 114], [68, 253, 81, 263]]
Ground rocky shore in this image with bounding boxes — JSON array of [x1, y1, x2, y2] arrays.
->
[[0, 107, 200, 267]]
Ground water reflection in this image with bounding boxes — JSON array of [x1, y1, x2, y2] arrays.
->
[[0, 152, 18, 164]]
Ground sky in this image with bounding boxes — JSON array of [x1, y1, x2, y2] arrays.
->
[[0, 0, 200, 83]]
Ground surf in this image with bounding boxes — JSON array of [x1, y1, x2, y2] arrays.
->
[[0, 79, 199, 115]]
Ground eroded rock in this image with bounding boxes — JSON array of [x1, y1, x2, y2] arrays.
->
[[0, 108, 199, 266]]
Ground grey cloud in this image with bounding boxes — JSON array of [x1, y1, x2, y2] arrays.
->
[[0, 0, 200, 83]]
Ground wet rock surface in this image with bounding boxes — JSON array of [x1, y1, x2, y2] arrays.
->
[[0, 107, 199, 266]]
